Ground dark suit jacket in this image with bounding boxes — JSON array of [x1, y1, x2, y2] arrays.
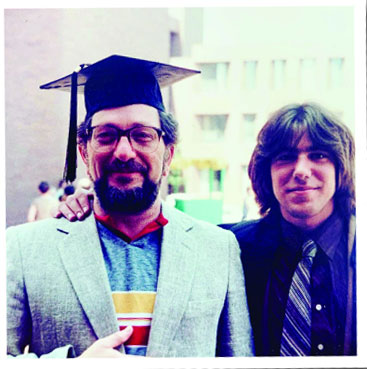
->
[[230, 211, 356, 356]]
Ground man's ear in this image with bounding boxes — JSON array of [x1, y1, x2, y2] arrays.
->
[[78, 144, 88, 165], [162, 145, 175, 177]]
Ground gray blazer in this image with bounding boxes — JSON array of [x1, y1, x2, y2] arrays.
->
[[7, 203, 254, 358]]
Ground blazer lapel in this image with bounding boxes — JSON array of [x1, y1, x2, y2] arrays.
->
[[55, 216, 119, 341], [146, 205, 197, 356]]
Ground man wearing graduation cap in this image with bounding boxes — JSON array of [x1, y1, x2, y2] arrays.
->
[[7, 55, 254, 358]]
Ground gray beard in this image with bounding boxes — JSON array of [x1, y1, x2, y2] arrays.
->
[[94, 175, 160, 215]]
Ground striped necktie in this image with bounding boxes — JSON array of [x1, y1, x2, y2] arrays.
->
[[280, 239, 317, 356]]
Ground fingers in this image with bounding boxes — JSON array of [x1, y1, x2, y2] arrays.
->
[[56, 188, 94, 221], [65, 195, 87, 220], [78, 327, 133, 358], [72, 188, 94, 217], [99, 326, 134, 349], [57, 201, 78, 221]]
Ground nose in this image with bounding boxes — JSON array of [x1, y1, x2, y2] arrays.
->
[[293, 154, 312, 182], [113, 136, 137, 161]]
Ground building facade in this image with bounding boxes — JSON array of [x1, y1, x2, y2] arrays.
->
[[169, 7, 354, 223]]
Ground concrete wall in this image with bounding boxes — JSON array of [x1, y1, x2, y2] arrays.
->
[[5, 8, 172, 226]]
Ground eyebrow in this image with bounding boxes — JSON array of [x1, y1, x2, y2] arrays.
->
[[279, 145, 328, 153], [91, 122, 150, 129]]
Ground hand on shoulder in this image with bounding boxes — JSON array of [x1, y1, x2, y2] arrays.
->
[[52, 188, 94, 221]]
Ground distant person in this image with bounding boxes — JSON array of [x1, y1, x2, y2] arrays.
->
[[27, 181, 59, 222], [242, 186, 259, 221], [56, 179, 67, 201], [76, 177, 92, 191], [60, 184, 75, 202]]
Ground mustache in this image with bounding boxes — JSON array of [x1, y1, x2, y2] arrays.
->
[[106, 159, 147, 174]]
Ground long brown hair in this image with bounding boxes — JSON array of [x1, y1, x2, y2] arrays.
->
[[249, 103, 355, 217]]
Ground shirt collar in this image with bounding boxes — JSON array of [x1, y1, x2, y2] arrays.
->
[[94, 211, 168, 243], [311, 210, 345, 260], [281, 210, 345, 260]]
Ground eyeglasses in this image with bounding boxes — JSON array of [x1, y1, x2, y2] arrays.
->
[[87, 125, 166, 153]]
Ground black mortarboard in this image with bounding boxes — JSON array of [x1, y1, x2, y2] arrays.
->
[[40, 55, 200, 182]]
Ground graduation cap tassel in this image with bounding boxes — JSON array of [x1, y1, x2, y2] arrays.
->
[[63, 70, 78, 183]]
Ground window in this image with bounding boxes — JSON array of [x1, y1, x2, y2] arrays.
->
[[299, 58, 316, 90], [199, 169, 224, 194], [209, 169, 223, 192], [329, 58, 344, 88], [242, 114, 257, 146], [170, 31, 181, 57], [271, 60, 286, 89], [199, 62, 229, 89], [197, 114, 227, 141], [243, 61, 258, 89]]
